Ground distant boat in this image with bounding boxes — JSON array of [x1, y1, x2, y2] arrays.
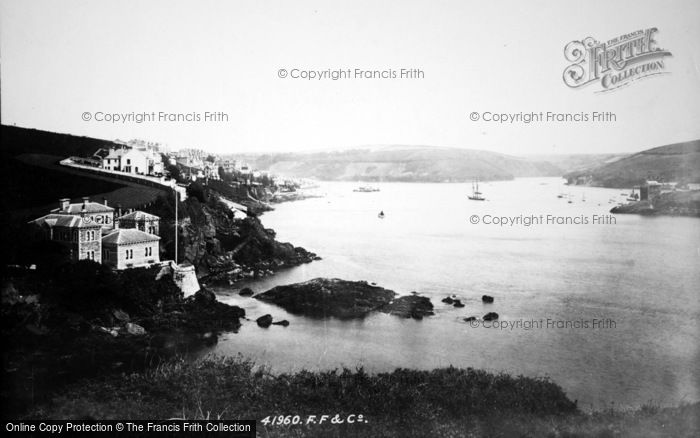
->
[[354, 186, 380, 193], [582, 193, 586, 202], [378, 211, 385, 219], [468, 178, 486, 201], [557, 194, 565, 199], [626, 187, 639, 202], [567, 193, 573, 204]]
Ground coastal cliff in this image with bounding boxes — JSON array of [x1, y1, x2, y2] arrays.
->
[[564, 139, 700, 188], [145, 187, 318, 285]]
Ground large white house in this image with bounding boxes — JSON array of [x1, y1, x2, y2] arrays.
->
[[101, 145, 163, 176]]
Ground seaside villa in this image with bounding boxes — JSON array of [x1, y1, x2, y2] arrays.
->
[[29, 197, 161, 270], [101, 229, 160, 270]]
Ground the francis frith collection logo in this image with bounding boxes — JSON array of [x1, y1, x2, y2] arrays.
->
[[563, 28, 671, 92]]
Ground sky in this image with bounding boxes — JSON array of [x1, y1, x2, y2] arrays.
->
[[1, 0, 699, 155]]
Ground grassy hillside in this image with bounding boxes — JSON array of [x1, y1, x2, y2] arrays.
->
[[564, 139, 700, 188], [1, 125, 112, 158], [0, 126, 167, 216], [231, 146, 565, 182], [27, 356, 700, 437]]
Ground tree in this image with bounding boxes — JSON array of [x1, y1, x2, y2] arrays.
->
[[166, 164, 183, 183]]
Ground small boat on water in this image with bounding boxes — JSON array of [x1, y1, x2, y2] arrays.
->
[[354, 186, 380, 193], [378, 211, 385, 219], [567, 193, 573, 204], [468, 178, 486, 201], [557, 194, 565, 199], [626, 187, 639, 202]]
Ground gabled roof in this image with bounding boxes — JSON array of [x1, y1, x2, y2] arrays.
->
[[29, 214, 102, 229], [51, 202, 114, 214], [102, 229, 160, 245], [117, 211, 160, 221]]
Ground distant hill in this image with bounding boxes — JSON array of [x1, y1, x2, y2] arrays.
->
[[564, 139, 700, 188], [230, 146, 576, 182]]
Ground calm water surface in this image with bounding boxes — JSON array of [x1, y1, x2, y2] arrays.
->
[[205, 178, 700, 409]]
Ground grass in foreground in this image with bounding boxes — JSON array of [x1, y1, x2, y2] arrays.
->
[[27, 356, 699, 437]]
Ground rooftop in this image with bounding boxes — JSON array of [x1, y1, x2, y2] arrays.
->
[[117, 210, 160, 221], [30, 214, 102, 229], [102, 228, 160, 245], [51, 200, 114, 215]]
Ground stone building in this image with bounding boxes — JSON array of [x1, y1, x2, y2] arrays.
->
[[101, 229, 161, 270], [116, 211, 160, 236], [28, 214, 102, 263], [30, 197, 162, 270], [51, 197, 115, 232]]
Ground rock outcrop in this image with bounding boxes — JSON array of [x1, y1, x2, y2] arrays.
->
[[255, 278, 434, 320], [178, 198, 318, 284], [255, 278, 395, 319]]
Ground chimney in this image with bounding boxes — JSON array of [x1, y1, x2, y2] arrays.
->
[[80, 204, 86, 218], [59, 198, 70, 211], [82, 197, 90, 209], [117, 203, 122, 218], [103, 197, 108, 206]]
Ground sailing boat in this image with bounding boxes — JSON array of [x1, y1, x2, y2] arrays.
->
[[626, 187, 639, 201], [468, 178, 486, 201], [378, 210, 385, 219]]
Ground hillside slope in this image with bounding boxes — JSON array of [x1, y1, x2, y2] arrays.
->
[[233, 146, 565, 182], [564, 139, 700, 188]]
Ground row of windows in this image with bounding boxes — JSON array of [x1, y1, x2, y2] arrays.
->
[[58, 230, 97, 242], [125, 246, 155, 259]]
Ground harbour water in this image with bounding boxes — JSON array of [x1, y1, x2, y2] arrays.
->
[[208, 178, 700, 409]]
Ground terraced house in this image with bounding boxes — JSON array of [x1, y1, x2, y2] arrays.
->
[[29, 197, 161, 269]]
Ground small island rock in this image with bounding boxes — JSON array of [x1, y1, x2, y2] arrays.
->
[[483, 312, 499, 321], [256, 314, 273, 328]]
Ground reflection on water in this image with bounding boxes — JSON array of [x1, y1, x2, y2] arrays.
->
[[207, 178, 700, 409]]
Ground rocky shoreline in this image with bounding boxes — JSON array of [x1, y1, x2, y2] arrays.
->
[[610, 191, 700, 217]]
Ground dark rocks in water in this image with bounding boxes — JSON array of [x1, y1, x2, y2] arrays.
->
[[256, 314, 273, 328], [441, 297, 455, 304], [463, 316, 477, 322], [483, 312, 499, 321], [239, 287, 254, 297], [453, 300, 465, 308], [194, 288, 217, 304], [482, 295, 494, 303], [271, 319, 290, 327], [255, 278, 396, 319], [146, 286, 245, 333], [381, 295, 434, 320]]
